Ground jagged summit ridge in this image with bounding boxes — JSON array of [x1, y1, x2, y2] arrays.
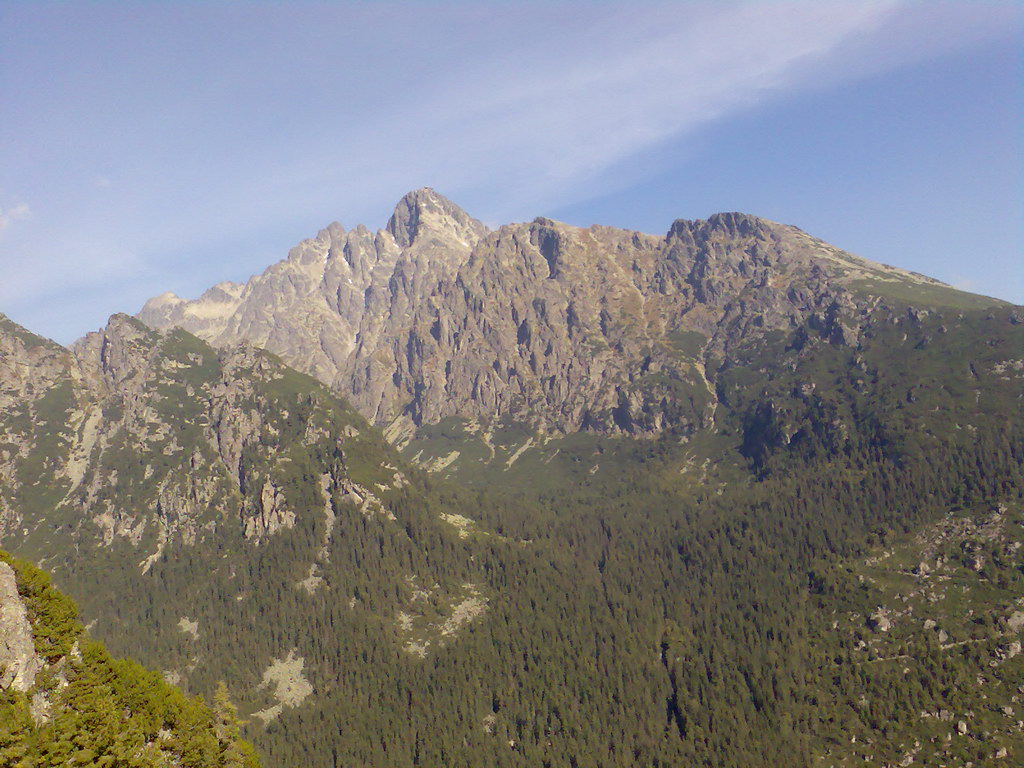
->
[[137, 190, 989, 440], [668, 211, 771, 240]]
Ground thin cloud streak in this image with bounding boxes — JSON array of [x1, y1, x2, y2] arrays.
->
[[0, 203, 31, 233], [278, 2, 902, 219]]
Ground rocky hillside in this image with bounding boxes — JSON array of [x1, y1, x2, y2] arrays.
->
[[140, 189, 1000, 445], [805, 501, 1024, 765], [0, 313, 494, 748], [0, 549, 259, 766], [2, 310, 377, 560]]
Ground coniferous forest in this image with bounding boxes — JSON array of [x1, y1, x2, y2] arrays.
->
[[2, 299, 1019, 766], [0, 550, 259, 767]]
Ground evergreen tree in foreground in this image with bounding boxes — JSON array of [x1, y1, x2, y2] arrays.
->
[[0, 550, 261, 768]]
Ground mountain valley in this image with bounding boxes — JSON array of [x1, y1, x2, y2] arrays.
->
[[1, 190, 1022, 766]]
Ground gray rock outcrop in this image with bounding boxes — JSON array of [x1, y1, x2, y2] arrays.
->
[[0, 560, 43, 692]]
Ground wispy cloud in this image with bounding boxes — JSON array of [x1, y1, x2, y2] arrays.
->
[[952, 277, 978, 292], [0, 203, 31, 232], [0, 1, 1017, 342], [279, 2, 903, 219]]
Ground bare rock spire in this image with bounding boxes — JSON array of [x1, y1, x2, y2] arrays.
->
[[386, 187, 489, 249]]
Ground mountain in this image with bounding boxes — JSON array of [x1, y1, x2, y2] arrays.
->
[[139, 188, 1000, 456], [0, 307, 493, 646], [2, 191, 1023, 766], [0, 548, 259, 766]]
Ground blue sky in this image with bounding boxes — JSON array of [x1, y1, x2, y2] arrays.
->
[[1, 1, 1020, 344]]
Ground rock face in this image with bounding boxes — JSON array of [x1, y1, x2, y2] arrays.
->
[[0, 311, 376, 573], [0, 310, 498, 743], [139, 189, 964, 440], [0, 560, 43, 692]]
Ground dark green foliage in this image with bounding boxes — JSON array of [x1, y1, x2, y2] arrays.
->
[[0, 551, 80, 662], [3, 303, 1021, 766], [0, 551, 260, 767]]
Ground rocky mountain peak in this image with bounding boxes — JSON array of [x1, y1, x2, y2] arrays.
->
[[72, 312, 156, 392], [528, 217, 571, 279], [135, 195, 994, 441], [386, 187, 489, 249], [144, 290, 185, 310]]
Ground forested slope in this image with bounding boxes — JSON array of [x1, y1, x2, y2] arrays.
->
[[0, 550, 258, 767]]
